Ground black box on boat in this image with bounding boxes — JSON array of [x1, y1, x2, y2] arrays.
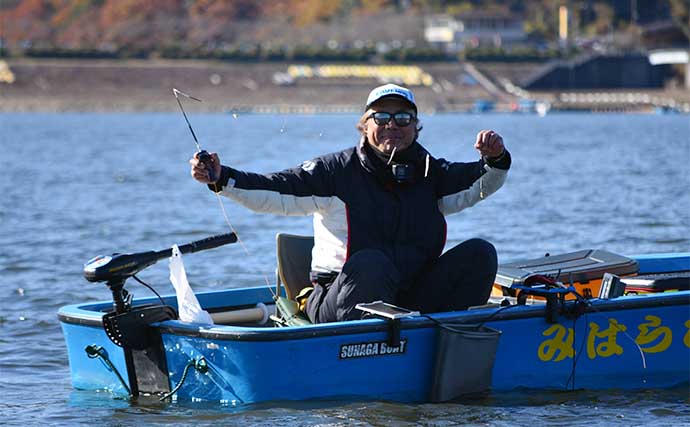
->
[[493, 249, 639, 299], [623, 272, 690, 294], [430, 324, 501, 402]]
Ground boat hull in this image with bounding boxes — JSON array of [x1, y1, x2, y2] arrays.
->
[[58, 254, 690, 404]]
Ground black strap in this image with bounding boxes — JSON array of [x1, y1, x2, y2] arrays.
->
[[310, 271, 338, 285]]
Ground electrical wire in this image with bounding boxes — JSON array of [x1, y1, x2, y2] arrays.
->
[[132, 274, 166, 306]]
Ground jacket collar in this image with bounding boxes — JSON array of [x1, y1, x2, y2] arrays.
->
[[356, 138, 433, 183]]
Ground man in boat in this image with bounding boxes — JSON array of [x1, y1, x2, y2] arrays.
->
[[190, 84, 510, 323]]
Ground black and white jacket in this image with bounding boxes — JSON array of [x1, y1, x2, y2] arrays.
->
[[213, 139, 510, 285]]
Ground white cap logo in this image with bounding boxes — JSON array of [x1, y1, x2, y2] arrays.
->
[[301, 159, 317, 172], [365, 84, 416, 111]]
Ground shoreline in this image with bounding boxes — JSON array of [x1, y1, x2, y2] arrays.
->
[[1, 58, 688, 113]]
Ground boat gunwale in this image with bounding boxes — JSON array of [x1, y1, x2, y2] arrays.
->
[[57, 289, 690, 341]]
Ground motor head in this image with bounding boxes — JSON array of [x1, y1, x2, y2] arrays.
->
[[83, 251, 159, 283]]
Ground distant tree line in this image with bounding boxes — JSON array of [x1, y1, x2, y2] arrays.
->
[[0, 0, 685, 61], [19, 42, 568, 64]]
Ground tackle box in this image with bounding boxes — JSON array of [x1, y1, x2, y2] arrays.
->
[[492, 249, 639, 299]]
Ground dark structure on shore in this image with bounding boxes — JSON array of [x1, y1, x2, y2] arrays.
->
[[523, 54, 670, 90]]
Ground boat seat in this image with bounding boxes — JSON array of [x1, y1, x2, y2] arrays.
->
[[276, 233, 314, 300]]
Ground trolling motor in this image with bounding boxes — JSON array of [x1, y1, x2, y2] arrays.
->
[[82, 233, 237, 396], [84, 232, 238, 314]]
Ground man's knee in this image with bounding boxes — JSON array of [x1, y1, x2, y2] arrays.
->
[[342, 249, 400, 293], [310, 249, 401, 322], [446, 238, 497, 273], [337, 250, 400, 320], [465, 238, 497, 270]]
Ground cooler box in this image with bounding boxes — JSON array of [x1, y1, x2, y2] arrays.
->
[[493, 249, 639, 299]]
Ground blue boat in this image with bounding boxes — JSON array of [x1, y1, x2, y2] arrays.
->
[[472, 99, 495, 113], [58, 234, 690, 405]]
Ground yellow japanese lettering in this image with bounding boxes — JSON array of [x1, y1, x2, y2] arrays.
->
[[587, 318, 626, 359], [684, 320, 690, 348], [538, 324, 574, 362], [635, 315, 672, 353]]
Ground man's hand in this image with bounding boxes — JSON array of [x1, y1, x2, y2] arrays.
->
[[190, 152, 221, 184], [474, 130, 504, 159]]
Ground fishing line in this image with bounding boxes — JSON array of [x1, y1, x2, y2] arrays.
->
[[213, 190, 273, 291], [566, 288, 647, 372], [445, 284, 648, 390], [565, 313, 588, 391], [560, 287, 649, 388], [172, 88, 275, 295], [576, 294, 647, 370]]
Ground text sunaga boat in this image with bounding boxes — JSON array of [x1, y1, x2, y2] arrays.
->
[[58, 232, 690, 405]]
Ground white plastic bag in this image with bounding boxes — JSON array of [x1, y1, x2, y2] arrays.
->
[[169, 244, 214, 324]]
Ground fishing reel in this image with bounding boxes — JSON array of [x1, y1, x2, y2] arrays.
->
[[84, 233, 237, 314]]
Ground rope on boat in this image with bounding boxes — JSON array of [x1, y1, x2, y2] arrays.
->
[[84, 344, 131, 396], [159, 356, 208, 401]]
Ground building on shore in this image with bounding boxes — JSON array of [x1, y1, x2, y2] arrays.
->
[[425, 11, 526, 53]]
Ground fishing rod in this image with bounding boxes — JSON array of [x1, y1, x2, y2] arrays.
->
[[171, 87, 275, 293], [172, 88, 216, 182]]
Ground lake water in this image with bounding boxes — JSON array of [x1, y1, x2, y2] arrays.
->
[[1, 112, 689, 426]]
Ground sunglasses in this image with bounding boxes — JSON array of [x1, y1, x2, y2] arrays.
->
[[368, 111, 415, 127]]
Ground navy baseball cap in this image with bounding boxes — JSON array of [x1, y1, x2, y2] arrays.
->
[[365, 84, 417, 113]]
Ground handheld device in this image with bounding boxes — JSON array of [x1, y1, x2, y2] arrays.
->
[[355, 301, 420, 320]]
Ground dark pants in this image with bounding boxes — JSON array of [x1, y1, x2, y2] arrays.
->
[[305, 238, 498, 323]]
